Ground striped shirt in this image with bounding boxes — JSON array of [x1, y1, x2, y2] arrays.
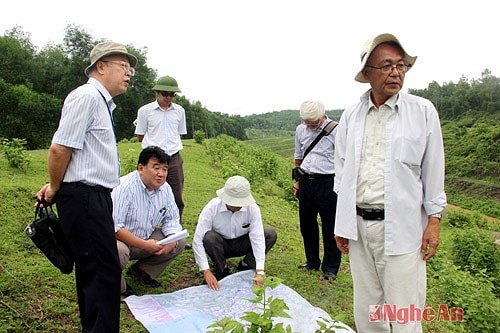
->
[[294, 117, 337, 174], [52, 78, 120, 189], [135, 101, 187, 156], [112, 171, 181, 239]]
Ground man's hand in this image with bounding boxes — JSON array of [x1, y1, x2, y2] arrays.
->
[[37, 183, 58, 204], [293, 181, 299, 198], [155, 241, 178, 255], [203, 270, 220, 290], [421, 218, 440, 260], [253, 273, 264, 286], [335, 236, 349, 254], [141, 239, 165, 254]]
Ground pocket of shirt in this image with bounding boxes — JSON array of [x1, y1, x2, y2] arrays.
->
[[398, 137, 425, 167]]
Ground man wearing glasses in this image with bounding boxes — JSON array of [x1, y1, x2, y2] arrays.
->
[[334, 33, 446, 332], [37, 41, 137, 332], [293, 100, 342, 281], [135, 76, 187, 222]]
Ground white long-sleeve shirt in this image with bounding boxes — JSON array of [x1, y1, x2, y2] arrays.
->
[[193, 198, 266, 271], [334, 90, 447, 255]]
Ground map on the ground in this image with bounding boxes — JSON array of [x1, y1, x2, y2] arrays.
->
[[124, 270, 355, 333]]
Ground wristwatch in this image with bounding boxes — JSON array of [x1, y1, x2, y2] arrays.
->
[[430, 213, 442, 220], [256, 271, 265, 276]]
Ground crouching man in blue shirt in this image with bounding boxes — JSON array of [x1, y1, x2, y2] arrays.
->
[[112, 146, 186, 297]]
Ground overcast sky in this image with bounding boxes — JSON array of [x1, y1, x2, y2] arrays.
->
[[1, 0, 497, 116]]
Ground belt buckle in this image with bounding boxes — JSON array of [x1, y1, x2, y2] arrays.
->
[[357, 206, 384, 220], [365, 208, 384, 220]]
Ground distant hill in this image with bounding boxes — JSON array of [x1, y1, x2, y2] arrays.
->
[[243, 109, 343, 139]]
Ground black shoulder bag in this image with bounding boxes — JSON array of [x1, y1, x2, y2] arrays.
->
[[25, 199, 74, 274], [292, 120, 338, 181]]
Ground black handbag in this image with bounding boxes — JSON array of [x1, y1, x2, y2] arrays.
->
[[25, 199, 74, 274]]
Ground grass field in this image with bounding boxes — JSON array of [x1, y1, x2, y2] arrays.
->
[[0, 139, 498, 332], [246, 136, 295, 158]]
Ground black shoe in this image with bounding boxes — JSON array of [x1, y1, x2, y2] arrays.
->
[[237, 260, 252, 272], [297, 262, 319, 270], [121, 283, 136, 298], [214, 265, 230, 280], [127, 264, 161, 287], [323, 272, 337, 280]]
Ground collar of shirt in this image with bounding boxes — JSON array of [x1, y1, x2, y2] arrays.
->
[[88, 77, 116, 111], [154, 100, 180, 112], [219, 203, 249, 214], [368, 92, 399, 112]]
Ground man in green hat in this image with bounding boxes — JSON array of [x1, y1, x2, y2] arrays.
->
[[135, 76, 187, 221]]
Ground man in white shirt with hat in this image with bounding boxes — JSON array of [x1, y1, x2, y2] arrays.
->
[[334, 33, 446, 333], [193, 176, 277, 290]]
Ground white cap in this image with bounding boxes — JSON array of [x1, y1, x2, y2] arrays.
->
[[216, 176, 255, 207]]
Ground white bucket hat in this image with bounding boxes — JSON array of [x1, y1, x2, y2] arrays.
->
[[355, 33, 417, 83], [216, 176, 255, 207]]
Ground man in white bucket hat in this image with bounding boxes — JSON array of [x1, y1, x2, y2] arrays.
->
[[193, 176, 277, 290], [334, 33, 446, 332]]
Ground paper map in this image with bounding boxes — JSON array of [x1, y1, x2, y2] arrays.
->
[[124, 270, 355, 333]]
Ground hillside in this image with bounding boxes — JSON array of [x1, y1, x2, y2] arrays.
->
[[0, 137, 498, 332]]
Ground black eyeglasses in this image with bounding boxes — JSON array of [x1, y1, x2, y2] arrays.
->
[[159, 91, 176, 97], [365, 63, 411, 74]]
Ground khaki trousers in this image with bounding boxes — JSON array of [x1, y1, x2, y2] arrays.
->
[[349, 216, 426, 333]]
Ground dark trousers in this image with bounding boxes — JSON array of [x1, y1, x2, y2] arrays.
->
[[298, 175, 341, 274], [167, 153, 185, 219], [56, 182, 121, 333], [203, 228, 277, 274]]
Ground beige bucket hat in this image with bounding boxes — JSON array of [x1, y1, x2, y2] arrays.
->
[[84, 41, 138, 77], [355, 33, 417, 83]]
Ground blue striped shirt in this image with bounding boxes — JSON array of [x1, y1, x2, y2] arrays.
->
[[111, 171, 182, 239], [52, 78, 120, 188]]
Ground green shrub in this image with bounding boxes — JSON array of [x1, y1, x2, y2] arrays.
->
[[428, 254, 499, 333], [451, 226, 500, 294], [207, 276, 292, 332], [0, 137, 31, 170], [194, 130, 205, 144], [205, 135, 294, 201]]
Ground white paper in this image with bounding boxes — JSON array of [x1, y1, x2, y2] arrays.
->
[[156, 229, 189, 245]]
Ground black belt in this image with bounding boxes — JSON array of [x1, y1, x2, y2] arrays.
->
[[356, 206, 385, 220], [62, 182, 112, 192], [303, 173, 335, 180]]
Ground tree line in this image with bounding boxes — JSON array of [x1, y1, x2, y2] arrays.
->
[[0, 24, 498, 189], [0, 24, 248, 149]]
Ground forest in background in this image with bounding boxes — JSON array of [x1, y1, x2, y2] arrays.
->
[[0, 24, 498, 217]]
